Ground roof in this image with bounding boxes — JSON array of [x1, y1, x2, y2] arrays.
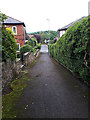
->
[[28, 34, 34, 39], [3, 16, 26, 27], [58, 16, 86, 31]]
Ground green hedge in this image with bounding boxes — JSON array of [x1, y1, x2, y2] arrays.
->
[[20, 44, 33, 55], [2, 28, 18, 62], [50, 16, 90, 84]]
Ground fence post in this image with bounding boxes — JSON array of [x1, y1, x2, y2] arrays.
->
[[20, 52, 23, 65]]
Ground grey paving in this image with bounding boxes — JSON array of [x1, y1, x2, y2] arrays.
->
[[40, 44, 48, 53], [16, 51, 88, 118]]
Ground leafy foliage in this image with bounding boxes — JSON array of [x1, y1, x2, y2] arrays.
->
[[33, 34, 41, 43], [26, 37, 41, 53], [0, 12, 7, 23], [20, 44, 33, 55], [34, 43, 41, 50], [30, 30, 58, 43], [2, 28, 18, 62], [27, 37, 37, 48], [50, 16, 90, 83], [0, 13, 18, 62]]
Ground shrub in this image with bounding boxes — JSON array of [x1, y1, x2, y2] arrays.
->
[[27, 38, 41, 53], [33, 43, 41, 53], [27, 38, 37, 48], [20, 44, 33, 54], [2, 28, 18, 62], [50, 16, 90, 83], [36, 43, 41, 49]]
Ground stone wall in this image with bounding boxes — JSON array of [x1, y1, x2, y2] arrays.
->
[[23, 52, 35, 66], [2, 49, 40, 90]]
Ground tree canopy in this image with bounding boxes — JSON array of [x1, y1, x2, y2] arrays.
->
[[29, 30, 58, 43]]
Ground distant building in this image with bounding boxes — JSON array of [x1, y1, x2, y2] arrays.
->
[[58, 16, 86, 38], [28, 34, 34, 39], [3, 16, 26, 52]]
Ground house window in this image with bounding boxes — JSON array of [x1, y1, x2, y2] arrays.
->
[[17, 43, 20, 51], [12, 26, 17, 35]]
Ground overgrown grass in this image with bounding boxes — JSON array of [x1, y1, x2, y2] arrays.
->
[[2, 70, 28, 118]]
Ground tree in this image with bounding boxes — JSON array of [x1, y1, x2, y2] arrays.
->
[[30, 30, 58, 43], [33, 34, 41, 43], [40, 31, 47, 43]]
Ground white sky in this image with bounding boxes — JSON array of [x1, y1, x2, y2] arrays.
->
[[0, 0, 89, 33]]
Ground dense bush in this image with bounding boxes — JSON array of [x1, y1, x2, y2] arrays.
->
[[2, 28, 18, 62], [20, 44, 33, 55], [50, 16, 90, 83], [27, 38, 37, 48], [26, 38, 41, 53]]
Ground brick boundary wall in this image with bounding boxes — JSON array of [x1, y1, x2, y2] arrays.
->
[[2, 49, 40, 90]]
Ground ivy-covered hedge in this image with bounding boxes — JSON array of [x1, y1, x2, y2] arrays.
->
[[49, 16, 90, 84]]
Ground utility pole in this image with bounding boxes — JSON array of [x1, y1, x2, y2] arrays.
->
[[46, 19, 50, 56]]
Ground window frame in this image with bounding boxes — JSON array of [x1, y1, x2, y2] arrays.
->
[[12, 26, 17, 35]]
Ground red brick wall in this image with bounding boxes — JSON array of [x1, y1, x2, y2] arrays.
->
[[6, 24, 25, 47]]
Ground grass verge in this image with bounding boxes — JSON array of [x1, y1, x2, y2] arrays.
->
[[2, 53, 41, 119]]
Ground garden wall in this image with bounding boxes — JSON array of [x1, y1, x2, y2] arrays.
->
[[2, 49, 40, 90]]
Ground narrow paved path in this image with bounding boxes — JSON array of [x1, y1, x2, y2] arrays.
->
[[16, 46, 88, 118]]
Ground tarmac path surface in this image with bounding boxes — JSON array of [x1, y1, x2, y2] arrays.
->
[[16, 45, 88, 118]]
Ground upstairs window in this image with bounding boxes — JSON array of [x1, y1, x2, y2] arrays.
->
[[12, 26, 17, 35]]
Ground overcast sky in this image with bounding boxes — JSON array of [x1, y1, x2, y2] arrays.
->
[[0, 0, 89, 33]]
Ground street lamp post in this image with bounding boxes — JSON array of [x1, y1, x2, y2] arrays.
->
[[46, 19, 50, 56]]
